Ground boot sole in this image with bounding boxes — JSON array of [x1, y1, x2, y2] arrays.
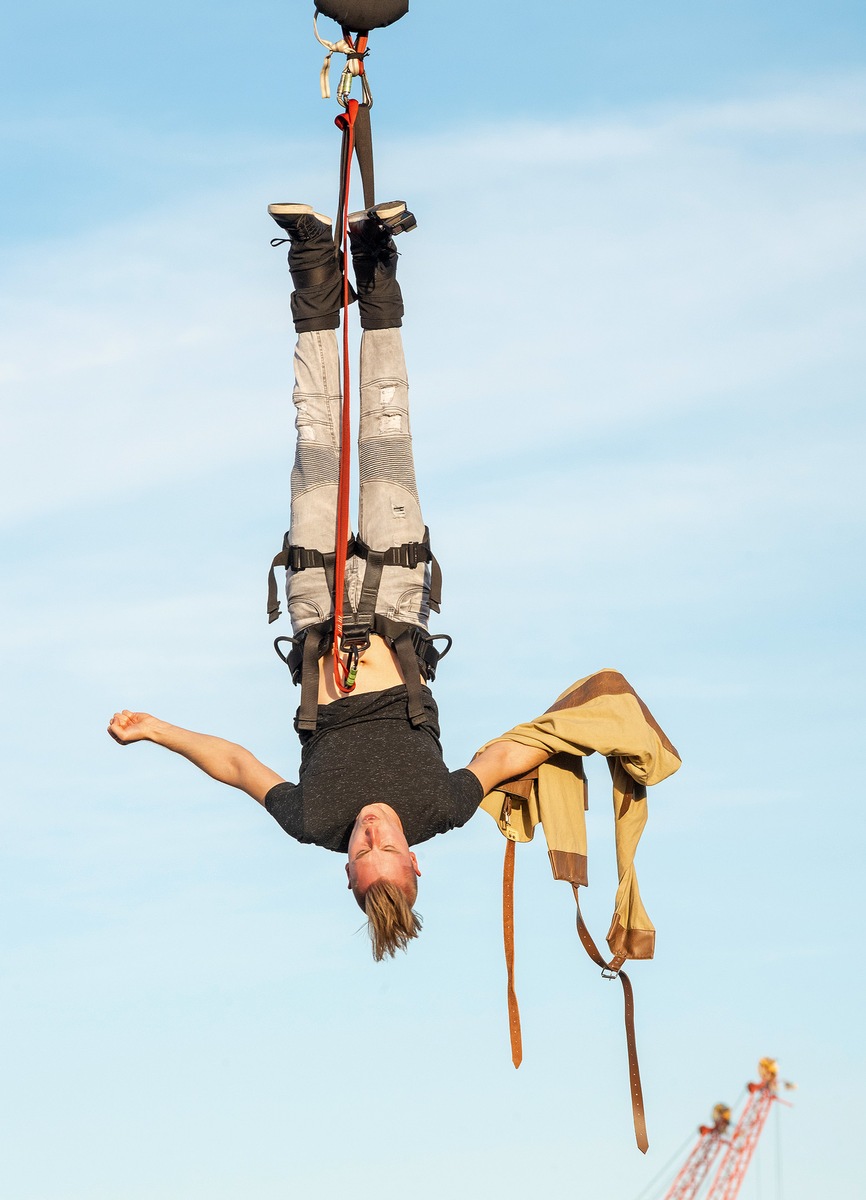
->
[[268, 203, 332, 227], [347, 200, 416, 235]]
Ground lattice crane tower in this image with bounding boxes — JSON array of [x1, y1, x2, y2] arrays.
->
[[662, 1103, 733, 1200], [660, 1058, 795, 1200]]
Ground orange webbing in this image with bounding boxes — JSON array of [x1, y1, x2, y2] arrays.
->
[[503, 839, 523, 1068], [331, 98, 360, 695]]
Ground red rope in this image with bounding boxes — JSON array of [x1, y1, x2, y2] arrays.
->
[[331, 98, 360, 694]]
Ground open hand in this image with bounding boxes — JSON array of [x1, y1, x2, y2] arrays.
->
[[108, 710, 158, 745]]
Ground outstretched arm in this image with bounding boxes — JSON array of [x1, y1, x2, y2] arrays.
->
[[466, 741, 550, 798], [107, 710, 284, 805]]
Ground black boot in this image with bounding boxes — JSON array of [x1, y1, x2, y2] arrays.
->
[[268, 203, 354, 332], [348, 201, 416, 330]]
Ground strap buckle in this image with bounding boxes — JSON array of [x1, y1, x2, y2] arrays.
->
[[409, 627, 452, 681], [337, 623, 371, 692], [273, 634, 306, 686], [287, 543, 337, 571], [398, 540, 425, 569], [279, 531, 310, 573], [339, 622, 372, 654], [601, 953, 626, 980]]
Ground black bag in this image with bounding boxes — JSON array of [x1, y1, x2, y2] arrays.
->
[[315, 0, 409, 31]]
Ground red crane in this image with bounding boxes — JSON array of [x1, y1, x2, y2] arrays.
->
[[703, 1058, 793, 1200], [648, 1059, 795, 1200], [662, 1103, 732, 1200]]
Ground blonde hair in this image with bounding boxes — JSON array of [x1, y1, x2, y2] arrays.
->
[[362, 879, 422, 961]]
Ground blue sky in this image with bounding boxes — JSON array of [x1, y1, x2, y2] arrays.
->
[[2, 2, 865, 1198]]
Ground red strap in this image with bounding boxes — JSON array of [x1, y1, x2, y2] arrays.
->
[[331, 99, 360, 695]]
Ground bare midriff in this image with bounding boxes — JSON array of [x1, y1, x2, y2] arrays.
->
[[317, 633, 424, 705]]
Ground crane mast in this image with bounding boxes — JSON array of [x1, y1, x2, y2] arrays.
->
[[663, 1104, 732, 1200], [650, 1059, 794, 1200], [704, 1058, 786, 1200]]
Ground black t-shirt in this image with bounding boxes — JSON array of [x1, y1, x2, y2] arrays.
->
[[264, 684, 483, 853]]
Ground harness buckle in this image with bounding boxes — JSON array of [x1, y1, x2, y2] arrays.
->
[[338, 622, 372, 692], [287, 544, 336, 571], [273, 634, 306, 686], [398, 540, 426, 569], [339, 622, 372, 654]]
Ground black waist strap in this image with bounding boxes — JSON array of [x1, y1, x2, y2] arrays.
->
[[274, 615, 452, 732], [267, 536, 353, 624], [267, 528, 441, 623]]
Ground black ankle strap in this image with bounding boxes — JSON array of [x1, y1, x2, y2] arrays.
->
[[289, 262, 338, 290]]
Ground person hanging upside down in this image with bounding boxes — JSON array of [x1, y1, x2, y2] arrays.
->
[[108, 201, 546, 959]]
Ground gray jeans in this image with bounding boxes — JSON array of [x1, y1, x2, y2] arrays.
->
[[286, 327, 431, 635]]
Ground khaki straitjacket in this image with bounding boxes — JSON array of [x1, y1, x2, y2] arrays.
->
[[476, 668, 681, 962]]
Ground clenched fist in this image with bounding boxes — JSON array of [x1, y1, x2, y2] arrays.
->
[[107, 710, 159, 745]]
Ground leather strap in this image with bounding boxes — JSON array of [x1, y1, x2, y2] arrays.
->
[[500, 840, 646, 1151], [572, 884, 648, 1153], [503, 838, 523, 1068]]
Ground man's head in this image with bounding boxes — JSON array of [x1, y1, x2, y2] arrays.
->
[[345, 803, 422, 960]]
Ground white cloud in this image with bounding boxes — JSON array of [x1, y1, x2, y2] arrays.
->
[[1, 74, 864, 532]]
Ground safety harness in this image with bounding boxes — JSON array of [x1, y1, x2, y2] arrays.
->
[[266, 530, 451, 732], [268, 3, 452, 729]]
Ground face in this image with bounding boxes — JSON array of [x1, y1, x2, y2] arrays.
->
[[345, 802, 421, 903]]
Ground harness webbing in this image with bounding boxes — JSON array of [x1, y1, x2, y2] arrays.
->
[[266, 530, 442, 625], [352, 103, 376, 210], [268, 17, 453, 729], [332, 96, 361, 695], [329, 61, 391, 694], [274, 615, 452, 733]]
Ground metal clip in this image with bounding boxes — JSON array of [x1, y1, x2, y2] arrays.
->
[[339, 623, 372, 655], [337, 63, 355, 105], [313, 13, 373, 108], [337, 66, 373, 109]]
